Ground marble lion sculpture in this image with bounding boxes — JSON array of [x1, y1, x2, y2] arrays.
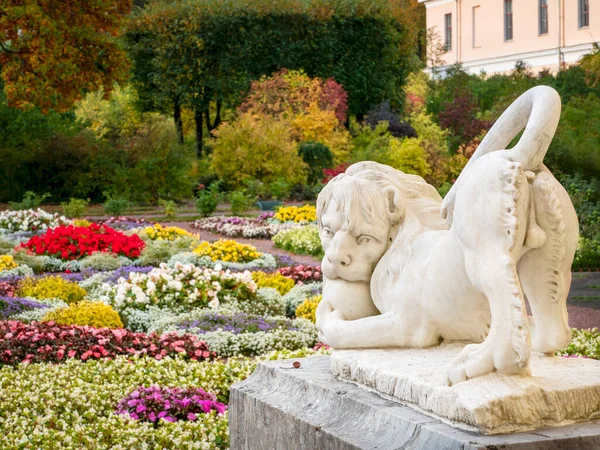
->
[[316, 86, 579, 385]]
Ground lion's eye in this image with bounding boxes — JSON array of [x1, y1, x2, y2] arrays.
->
[[357, 235, 373, 245], [323, 228, 334, 237]]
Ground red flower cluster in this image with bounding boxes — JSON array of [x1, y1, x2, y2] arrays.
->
[[0, 321, 215, 365], [278, 265, 322, 284], [19, 224, 145, 260], [322, 164, 348, 184]]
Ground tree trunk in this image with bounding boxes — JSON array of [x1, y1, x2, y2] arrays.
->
[[173, 99, 184, 144], [195, 108, 203, 158], [205, 100, 222, 132]]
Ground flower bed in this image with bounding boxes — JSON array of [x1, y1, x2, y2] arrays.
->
[[272, 226, 323, 258], [273, 205, 316, 223], [20, 224, 145, 260], [140, 224, 197, 241], [42, 300, 124, 329], [155, 310, 318, 357], [0, 255, 17, 272], [0, 296, 50, 319], [0, 320, 214, 365], [94, 216, 147, 230], [252, 271, 295, 295], [277, 265, 322, 284], [0, 208, 71, 234], [0, 348, 325, 448], [193, 216, 301, 239], [17, 275, 87, 304], [193, 239, 261, 263], [100, 263, 257, 311], [556, 328, 600, 359], [116, 385, 226, 424], [282, 282, 323, 317], [295, 294, 322, 323]]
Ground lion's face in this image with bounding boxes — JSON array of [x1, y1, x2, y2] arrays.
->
[[319, 196, 394, 283]]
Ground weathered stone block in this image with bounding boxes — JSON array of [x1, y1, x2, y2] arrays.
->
[[332, 344, 600, 434], [229, 356, 600, 450]]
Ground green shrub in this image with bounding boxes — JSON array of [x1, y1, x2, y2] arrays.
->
[[8, 191, 51, 211], [228, 190, 254, 215], [159, 199, 177, 219], [196, 183, 221, 217], [266, 179, 290, 201], [211, 113, 307, 189], [298, 142, 334, 185], [102, 194, 128, 216], [61, 198, 89, 218]]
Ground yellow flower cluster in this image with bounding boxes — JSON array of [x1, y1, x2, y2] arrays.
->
[[252, 271, 295, 295], [42, 300, 124, 329], [193, 239, 262, 263], [142, 223, 196, 241], [0, 255, 17, 272], [274, 205, 317, 223], [73, 219, 92, 227], [295, 294, 322, 323], [18, 276, 87, 304]]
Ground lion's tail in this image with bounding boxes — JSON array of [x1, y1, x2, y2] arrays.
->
[[442, 86, 561, 225]]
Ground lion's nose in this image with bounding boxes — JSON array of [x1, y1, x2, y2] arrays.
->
[[326, 251, 352, 267]]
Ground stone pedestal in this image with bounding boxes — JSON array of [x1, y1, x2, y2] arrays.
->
[[332, 344, 600, 434], [229, 356, 600, 450]]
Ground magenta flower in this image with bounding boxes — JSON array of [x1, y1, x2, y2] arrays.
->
[[115, 385, 226, 425]]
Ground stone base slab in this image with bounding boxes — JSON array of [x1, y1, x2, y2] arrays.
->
[[331, 344, 600, 435], [229, 356, 600, 450]]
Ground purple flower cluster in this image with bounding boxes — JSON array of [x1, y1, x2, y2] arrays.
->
[[115, 385, 226, 424], [93, 217, 148, 231], [0, 296, 49, 319], [178, 311, 299, 334], [257, 212, 274, 221]]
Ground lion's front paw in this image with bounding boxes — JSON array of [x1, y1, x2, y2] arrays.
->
[[446, 341, 530, 385], [317, 311, 346, 348]]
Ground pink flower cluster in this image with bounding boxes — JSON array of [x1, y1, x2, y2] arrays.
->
[[0, 281, 17, 297], [0, 321, 214, 365], [278, 265, 322, 284], [116, 385, 226, 424]]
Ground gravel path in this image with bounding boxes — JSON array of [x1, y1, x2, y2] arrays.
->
[[166, 221, 600, 329]]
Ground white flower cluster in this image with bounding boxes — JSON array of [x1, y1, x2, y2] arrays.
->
[[0, 264, 34, 279], [167, 252, 277, 271], [193, 321, 318, 357], [100, 262, 257, 311], [193, 216, 302, 239], [0, 208, 72, 234]]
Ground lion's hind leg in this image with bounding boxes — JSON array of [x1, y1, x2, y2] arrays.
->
[[518, 168, 578, 354], [447, 157, 531, 385]]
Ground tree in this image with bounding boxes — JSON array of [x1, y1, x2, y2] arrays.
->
[[124, 0, 416, 155], [0, 0, 132, 112]]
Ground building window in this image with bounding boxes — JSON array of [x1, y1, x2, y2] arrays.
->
[[444, 13, 452, 51], [539, 0, 548, 35], [504, 0, 513, 41], [579, 0, 589, 28]]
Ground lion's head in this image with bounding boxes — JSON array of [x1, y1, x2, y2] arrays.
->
[[317, 161, 446, 282]]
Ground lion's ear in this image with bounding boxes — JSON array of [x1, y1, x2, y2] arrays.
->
[[383, 186, 404, 224]]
